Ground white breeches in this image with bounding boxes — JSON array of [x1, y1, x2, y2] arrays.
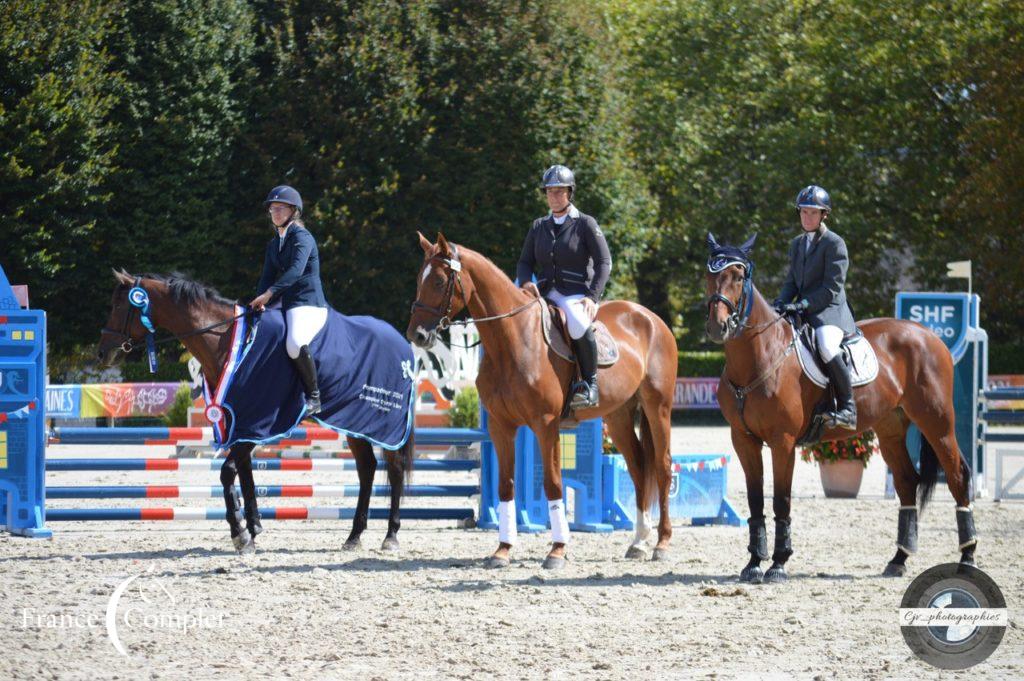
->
[[545, 290, 594, 340], [815, 325, 844, 363], [285, 306, 328, 359]]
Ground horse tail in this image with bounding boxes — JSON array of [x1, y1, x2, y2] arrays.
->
[[397, 398, 416, 489], [637, 406, 659, 511], [917, 436, 939, 511]]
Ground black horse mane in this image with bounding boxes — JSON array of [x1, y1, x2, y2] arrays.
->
[[134, 272, 236, 307]]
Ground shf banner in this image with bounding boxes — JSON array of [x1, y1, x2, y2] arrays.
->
[[895, 292, 987, 495]]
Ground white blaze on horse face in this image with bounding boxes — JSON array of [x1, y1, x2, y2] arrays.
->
[[421, 264, 432, 286]]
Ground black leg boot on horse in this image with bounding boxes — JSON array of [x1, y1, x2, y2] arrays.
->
[[570, 327, 600, 410], [233, 444, 263, 543], [741, 516, 769, 583], [824, 356, 857, 430], [764, 517, 793, 583], [220, 457, 254, 554], [293, 345, 322, 416]]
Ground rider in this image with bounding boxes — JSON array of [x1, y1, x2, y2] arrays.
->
[[516, 165, 611, 409], [250, 185, 328, 416], [773, 184, 858, 430]]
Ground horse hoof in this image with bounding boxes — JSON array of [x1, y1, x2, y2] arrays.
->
[[485, 555, 510, 569], [650, 548, 670, 562], [542, 555, 566, 570], [625, 546, 647, 560], [763, 565, 787, 583], [380, 537, 400, 552], [882, 562, 907, 577], [342, 539, 361, 551], [740, 565, 763, 584], [232, 530, 253, 554]]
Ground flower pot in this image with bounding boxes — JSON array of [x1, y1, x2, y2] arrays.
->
[[818, 459, 865, 498]]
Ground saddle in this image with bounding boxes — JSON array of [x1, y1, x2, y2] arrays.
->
[[538, 298, 620, 367], [789, 316, 879, 446]]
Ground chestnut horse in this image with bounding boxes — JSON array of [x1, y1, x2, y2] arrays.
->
[[704, 234, 976, 583], [97, 270, 413, 554], [407, 233, 677, 569]]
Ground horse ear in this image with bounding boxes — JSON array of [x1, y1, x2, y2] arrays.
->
[[417, 231, 433, 254], [706, 232, 720, 251], [113, 268, 134, 285], [739, 233, 757, 255], [436, 232, 451, 255]]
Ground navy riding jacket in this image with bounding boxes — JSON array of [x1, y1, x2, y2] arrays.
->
[[255, 223, 327, 310], [515, 206, 612, 302]]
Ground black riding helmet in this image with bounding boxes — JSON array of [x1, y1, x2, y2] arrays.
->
[[540, 165, 575, 200]]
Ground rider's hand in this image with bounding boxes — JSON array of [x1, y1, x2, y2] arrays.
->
[[772, 299, 785, 314], [250, 290, 272, 311], [580, 298, 598, 321], [520, 282, 540, 298]]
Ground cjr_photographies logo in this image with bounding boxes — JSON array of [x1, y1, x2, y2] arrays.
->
[[899, 563, 1008, 670]]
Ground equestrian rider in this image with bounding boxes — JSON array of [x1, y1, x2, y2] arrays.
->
[[516, 165, 611, 409], [250, 185, 328, 416], [773, 185, 858, 430]]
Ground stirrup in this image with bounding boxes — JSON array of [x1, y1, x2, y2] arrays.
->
[[570, 382, 599, 409], [828, 409, 857, 430]]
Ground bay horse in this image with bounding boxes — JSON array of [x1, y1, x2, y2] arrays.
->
[[96, 270, 413, 554], [704, 234, 976, 583], [407, 233, 677, 569]]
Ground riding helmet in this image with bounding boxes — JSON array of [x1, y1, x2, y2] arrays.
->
[[795, 185, 831, 212], [541, 165, 576, 198], [264, 185, 303, 212]]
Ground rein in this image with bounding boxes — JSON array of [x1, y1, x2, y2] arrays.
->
[[410, 245, 542, 337]]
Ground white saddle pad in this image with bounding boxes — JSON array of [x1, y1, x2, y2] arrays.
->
[[797, 334, 879, 388]]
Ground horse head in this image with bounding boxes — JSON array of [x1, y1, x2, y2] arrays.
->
[[407, 231, 468, 348], [97, 269, 154, 365], [704, 232, 757, 343]]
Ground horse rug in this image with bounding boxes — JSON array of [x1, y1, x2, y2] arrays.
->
[[204, 307, 415, 450]]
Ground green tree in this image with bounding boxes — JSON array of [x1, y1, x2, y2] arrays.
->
[[0, 0, 121, 347]]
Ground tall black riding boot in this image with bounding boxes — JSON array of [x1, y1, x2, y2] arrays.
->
[[292, 345, 322, 416], [824, 356, 857, 430], [570, 327, 599, 409]]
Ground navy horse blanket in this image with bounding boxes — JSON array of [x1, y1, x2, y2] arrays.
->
[[204, 307, 415, 450]]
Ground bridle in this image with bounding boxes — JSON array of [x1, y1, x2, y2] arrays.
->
[[705, 256, 756, 338], [410, 245, 540, 333], [101, 278, 246, 366]]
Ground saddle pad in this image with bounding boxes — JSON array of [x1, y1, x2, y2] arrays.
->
[[540, 300, 619, 367], [209, 307, 415, 450], [796, 332, 879, 389]]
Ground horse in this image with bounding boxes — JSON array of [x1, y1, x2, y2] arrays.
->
[[407, 233, 678, 569], [96, 270, 413, 554], [703, 234, 976, 583]]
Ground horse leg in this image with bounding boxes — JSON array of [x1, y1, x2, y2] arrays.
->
[[381, 448, 405, 552], [233, 443, 263, 543], [486, 418, 518, 569], [345, 436, 377, 550], [876, 410, 919, 577], [639, 395, 674, 561], [764, 440, 796, 583], [220, 446, 253, 554], [903, 392, 978, 566], [604, 401, 653, 559], [538, 421, 569, 570], [733, 429, 767, 583]]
